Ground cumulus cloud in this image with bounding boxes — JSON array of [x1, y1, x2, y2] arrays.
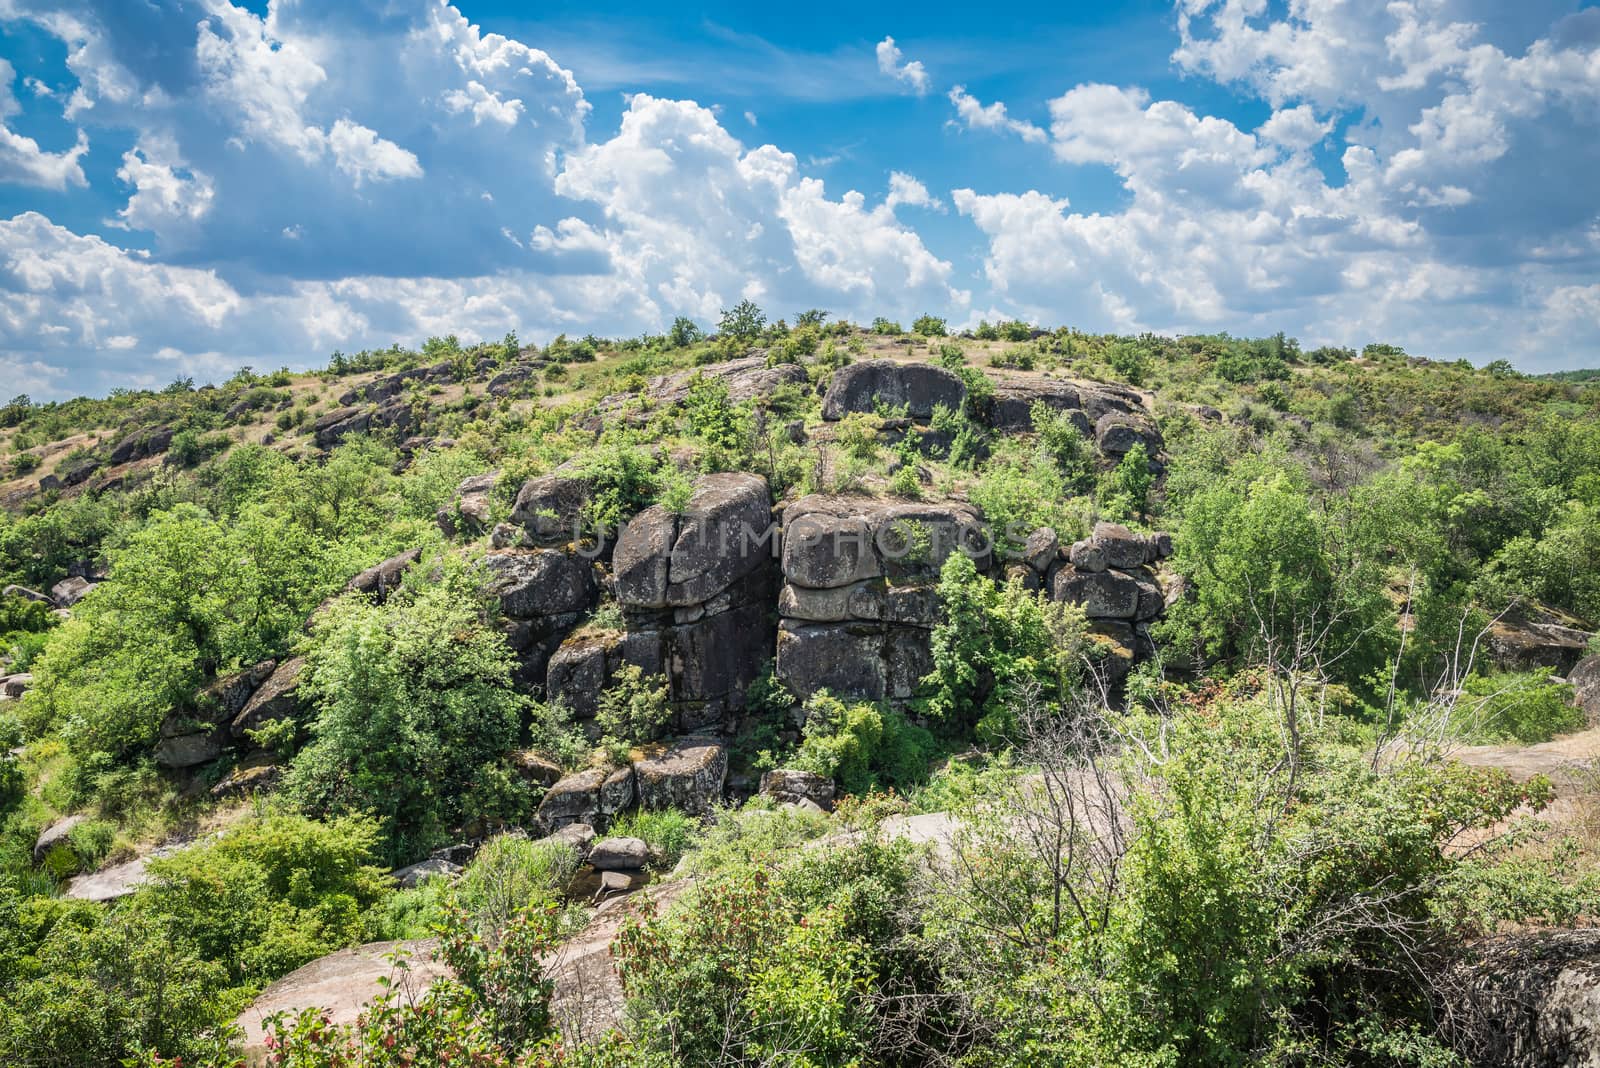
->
[[556, 94, 964, 324], [948, 85, 1047, 143], [0, 58, 89, 189], [875, 36, 931, 96], [107, 137, 214, 234]]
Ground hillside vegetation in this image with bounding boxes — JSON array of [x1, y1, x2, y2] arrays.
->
[[1, 310, 1598, 1067]]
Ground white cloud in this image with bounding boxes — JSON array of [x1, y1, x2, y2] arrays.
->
[[884, 171, 942, 212], [0, 57, 89, 189], [1256, 104, 1332, 152], [324, 117, 423, 185], [875, 36, 931, 96], [556, 94, 964, 324], [108, 137, 215, 233], [947, 85, 1047, 143]]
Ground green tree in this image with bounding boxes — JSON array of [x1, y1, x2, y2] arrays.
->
[[719, 300, 766, 340], [286, 558, 528, 864]]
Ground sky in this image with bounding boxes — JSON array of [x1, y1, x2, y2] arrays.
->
[[0, 1, 1597, 399]]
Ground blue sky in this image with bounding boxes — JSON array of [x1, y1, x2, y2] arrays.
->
[[0, 0, 1597, 398]]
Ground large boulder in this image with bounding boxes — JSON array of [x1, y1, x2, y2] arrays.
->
[[634, 740, 728, 815], [509, 470, 594, 544], [588, 837, 648, 872], [1571, 655, 1600, 727], [108, 425, 174, 465], [537, 767, 634, 832], [34, 815, 86, 864], [154, 731, 227, 769], [546, 632, 625, 718], [437, 472, 498, 538], [1487, 615, 1593, 675], [622, 595, 775, 729], [984, 380, 1090, 433], [2, 584, 52, 605], [344, 548, 421, 602], [537, 768, 609, 830], [1094, 412, 1163, 458], [1443, 929, 1600, 1067], [1052, 568, 1142, 620], [781, 496, 988, 589], [50, 575, 94, 607], [821, 360, 967, 421], [776, 620, 933, 702], [614, 473, 773, 610], [760, 769, 836, 809], [230, 657, 304, 741], [483, 548, 596, 619], [599, 356, 810, 415]]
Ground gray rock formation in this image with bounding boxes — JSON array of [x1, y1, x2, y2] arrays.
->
[[776, 495, 985, 702], [509, 469, 595, 545], [1571, 655, 1600, 727], [34, 814, 86, 864], [613, 473, 777, 728], [2, 584, 52, 604], [589, 836, 649, 871], [547, 631, 625, 718], [1443, 929, 1600, 1067], [50, 575, 93, 607], [634, 739, 727, 815], [437, 472, 498, 538], [596, 355, 810, 422], [344, 548, 421, 603], [1094, 411, 1164, 458], [821, 360, 967, 421], [484, 547, 597, 690], [230, 657, 305, 741], [537, 766, 635, 832], [759, 769, 836, 809]]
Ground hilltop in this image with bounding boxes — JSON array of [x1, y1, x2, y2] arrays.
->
[[1, 312, 1599, 1067]]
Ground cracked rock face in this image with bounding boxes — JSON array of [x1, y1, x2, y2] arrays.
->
[[821, 360, 967, 421]]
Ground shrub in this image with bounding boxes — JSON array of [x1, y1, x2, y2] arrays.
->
[[606, 808, 695, 867], [792, 692, 934, 795], [1454, 672, 1582, 743], [871, 317, 903, 336], [924, 553, 1090, 739], [286, 558, 528, 865], [719, 300, 766, 340], [912, 314, 947, 337], [595, 665, 673, 765], [457, 833, 578, 936]]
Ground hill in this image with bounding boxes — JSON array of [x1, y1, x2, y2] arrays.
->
[[1, 314, 1598, 1066]]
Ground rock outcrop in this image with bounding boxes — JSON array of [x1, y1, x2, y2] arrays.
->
[[821, 360, 966, 421], [1571, 655, 1600, 727], [230, 657, 305, 741], [154, 660, 279, 770], [509, 469, 596, 545], [633, 739, 728, 815], [484, 547, 598, 690], [760, 769, 836, 809], [776, 495, 988, 702], [611, 473, 777, 729], [1443, 929, 1600, 1067], [437, 472, 498, 538], [344, 548, 421, 603], [1049, 523, 1174, 681], [596, 355, 811, 424]]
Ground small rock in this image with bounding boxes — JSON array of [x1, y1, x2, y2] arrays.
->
[[1, 673, 32, 699], [589, 836, 649, 871], [391, 857, 462, 889], [596, 869, 640, 896], [34, 814, 86, 864], [2, 584, 52, 605], [50, 576, 94, 607], [512, 750, 564, 788], [760, 769, 836, 809]]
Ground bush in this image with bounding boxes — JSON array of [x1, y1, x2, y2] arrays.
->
[[1454, 672, 1582, 743], [134, 812, 390, 987], [595, 665, 673, 765], [606, 808, 695, 867], [286, 558, 528, 864], [924, 553, 1090, 739], [871, 317, 903, 336], [792, 692, 934, 795], [912, 314, 947, 337], [456, 833, 578, 936]]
